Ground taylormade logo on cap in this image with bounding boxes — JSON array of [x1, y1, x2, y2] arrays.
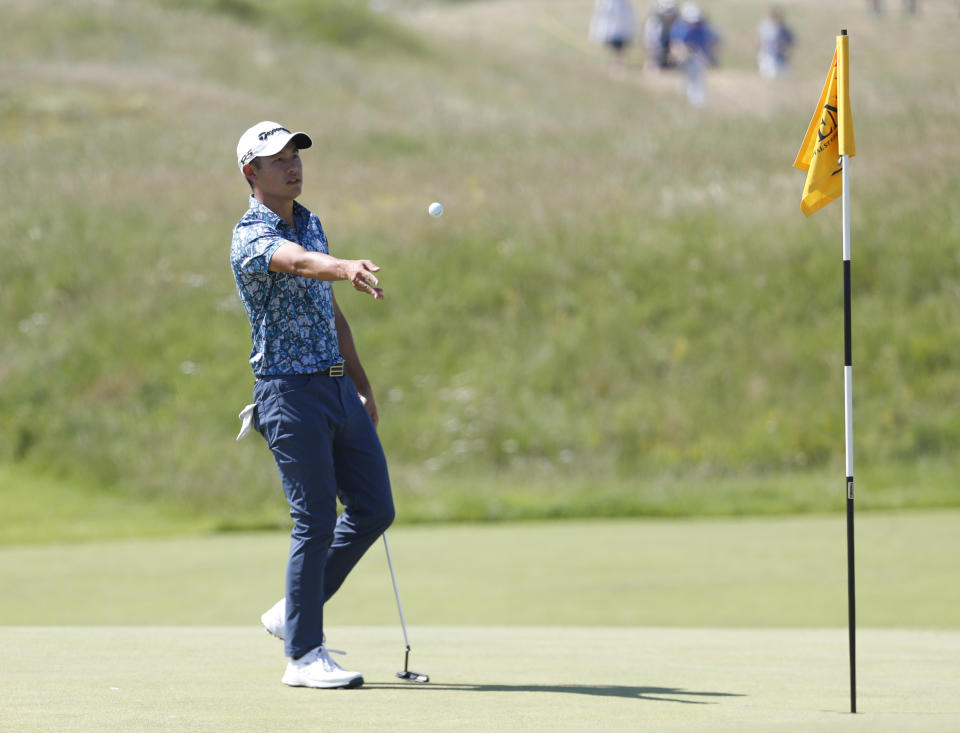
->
[[236, 121, 313, 171]]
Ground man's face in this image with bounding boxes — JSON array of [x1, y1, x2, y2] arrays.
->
[[245, 141, 303, 200]]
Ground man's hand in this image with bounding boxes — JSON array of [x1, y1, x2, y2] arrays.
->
[[343, 260, 384, 300]]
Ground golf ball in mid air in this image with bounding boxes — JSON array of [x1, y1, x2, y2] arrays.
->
[[428, 202, 444, 217]]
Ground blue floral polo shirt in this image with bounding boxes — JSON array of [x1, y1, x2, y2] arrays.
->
[[230, 196, 342, 376]]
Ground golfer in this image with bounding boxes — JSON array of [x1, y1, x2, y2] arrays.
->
[[230, 121, 395, 689]]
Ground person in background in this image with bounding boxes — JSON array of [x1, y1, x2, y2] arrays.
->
[[757, 7, 794, 79], [590, 0, 637, 73], [669, 3, 720, 107], [643, 0, 680, 72]]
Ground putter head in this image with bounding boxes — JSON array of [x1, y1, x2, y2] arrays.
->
[[396, 670, 430, 683]]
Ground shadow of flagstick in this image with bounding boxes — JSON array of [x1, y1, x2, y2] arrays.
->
[[362, 683, 745, 704]]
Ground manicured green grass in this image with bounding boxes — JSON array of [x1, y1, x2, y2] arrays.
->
[[3, 512, 958, 628], [2, 513, 959, 731], [2, 626, 958, 732]]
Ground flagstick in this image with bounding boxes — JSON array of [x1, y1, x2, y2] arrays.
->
[[841, 142, 856, 714], [837, 27, 857, 715]]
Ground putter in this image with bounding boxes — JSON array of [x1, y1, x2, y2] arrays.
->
[[383, 533, 430, 683]]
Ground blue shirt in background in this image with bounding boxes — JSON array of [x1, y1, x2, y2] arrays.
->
[[670, 20, 719, 64]]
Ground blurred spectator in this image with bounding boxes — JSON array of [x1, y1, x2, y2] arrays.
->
[[669, 3, 720, 106], [757, 7, 794, 79], [868, 0, 884, 15], [643, 0, 680, 71], [590, 0, 637, 72]]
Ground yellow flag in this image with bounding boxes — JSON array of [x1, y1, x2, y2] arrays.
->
[[794, 35, 856, 216]]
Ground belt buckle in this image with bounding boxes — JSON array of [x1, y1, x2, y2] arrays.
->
[[328, 362, 345, 377]]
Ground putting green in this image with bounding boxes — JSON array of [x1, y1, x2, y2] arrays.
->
[[1, 512, 957, 628], [1, 626, 957, 731], [2, 513, 958, 730]]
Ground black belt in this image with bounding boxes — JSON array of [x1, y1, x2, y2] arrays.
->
[[316, 362, 345, 377]]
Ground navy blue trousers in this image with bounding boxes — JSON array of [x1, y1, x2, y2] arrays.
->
[[254, 372, 395, 658]]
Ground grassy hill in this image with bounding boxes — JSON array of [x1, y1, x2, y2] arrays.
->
[[1, 0, 958, 536]]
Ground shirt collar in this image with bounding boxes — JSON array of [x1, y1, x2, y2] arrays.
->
[[247, 195, 310, 231]]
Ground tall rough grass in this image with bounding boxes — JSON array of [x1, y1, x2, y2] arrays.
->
[[1, 0, 958, 528]]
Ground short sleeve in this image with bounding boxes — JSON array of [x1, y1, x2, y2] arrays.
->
[[231, 219, 287, 276]]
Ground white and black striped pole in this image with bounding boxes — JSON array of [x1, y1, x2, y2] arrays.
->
[[839, 29, 857, 716]]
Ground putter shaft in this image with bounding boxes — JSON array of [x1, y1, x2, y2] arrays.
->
[[384, 534, 429, 683]]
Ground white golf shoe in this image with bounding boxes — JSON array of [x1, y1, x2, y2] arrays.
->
[[260, 597, 330, 650], [260, 597, 286, 640], [281, 645, 364, 689]]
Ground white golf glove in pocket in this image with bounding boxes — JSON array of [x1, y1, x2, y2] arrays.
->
[[236, 403, 256, 441]]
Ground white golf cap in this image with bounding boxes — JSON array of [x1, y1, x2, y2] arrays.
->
[[681, 2, 702, 22], [236, 121, 312, 171]]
